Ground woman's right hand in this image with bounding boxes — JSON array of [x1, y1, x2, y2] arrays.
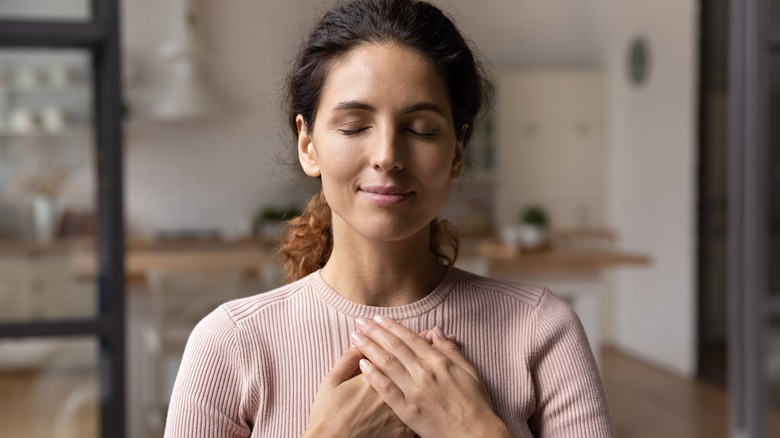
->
[[303, 346, 415, 438]]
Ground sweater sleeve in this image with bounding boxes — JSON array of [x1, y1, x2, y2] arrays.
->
[[528, 289, 616, 438], [164, 305, 252, 438]]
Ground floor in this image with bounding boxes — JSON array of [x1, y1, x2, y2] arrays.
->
[[601, 347, 728, 438], [1, 346, 778, 437], [0, 368, 98, 438], [602, 346, 780, 438]]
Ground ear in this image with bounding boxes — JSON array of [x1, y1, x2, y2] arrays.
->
[[296, 115, 321, 177], [451, 123, 468, 179]]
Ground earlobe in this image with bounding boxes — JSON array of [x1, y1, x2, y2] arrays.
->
[[296, 115, 321, 177], [451, 123, 468, 179], [451, 152, 463, 179]]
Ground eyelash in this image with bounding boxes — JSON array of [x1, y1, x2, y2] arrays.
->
[[340, 127, 369, 136], [339, 127, 436, 139], [409, 129, 436, 139]]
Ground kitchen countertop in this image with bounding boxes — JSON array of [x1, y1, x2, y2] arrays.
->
[[0, 233, 650, 283], [464, 238, 651, 275], [54, 236, 651, 284]]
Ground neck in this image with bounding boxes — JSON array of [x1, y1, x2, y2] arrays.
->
[[320, 223, 447, 307]]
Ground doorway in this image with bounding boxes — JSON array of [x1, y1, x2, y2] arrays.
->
[[0, 2, 126, 437]]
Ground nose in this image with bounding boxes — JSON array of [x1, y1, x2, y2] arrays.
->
[[370, 125, 404, 172]]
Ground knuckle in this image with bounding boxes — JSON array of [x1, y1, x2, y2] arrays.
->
[[400, 330, 418, 344], [377, 353, 397, 368], [430, 355, 449, 370], [386, 335, 405, 350], [375, 377, 395, 394], [405, 403, 424, 422], [418, 367, 437, 384]]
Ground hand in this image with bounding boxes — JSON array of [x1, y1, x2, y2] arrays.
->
[[351, 316, 512, 438], [304, 344, 415, 438]]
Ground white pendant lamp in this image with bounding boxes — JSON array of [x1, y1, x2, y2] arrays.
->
[[154, 0, 224, 121]]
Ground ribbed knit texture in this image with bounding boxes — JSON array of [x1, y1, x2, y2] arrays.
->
[[165, 267, 615, 437]]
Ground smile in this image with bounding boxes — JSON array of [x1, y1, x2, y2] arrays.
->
[[359, 186, 413, 206]]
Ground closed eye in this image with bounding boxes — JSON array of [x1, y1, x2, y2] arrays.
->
[[406, 128, 437, 139], [339, 127, 370, 136]]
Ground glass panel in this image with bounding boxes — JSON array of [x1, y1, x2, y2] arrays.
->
[[0, 337, 98, 437], [0, 1, 90, 21], [769, 318, 780, 436], [770, 54, 780, 294], [0, 48, 97, 321]]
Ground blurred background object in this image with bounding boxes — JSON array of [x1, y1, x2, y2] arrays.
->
[[1, 0, 778, 437]]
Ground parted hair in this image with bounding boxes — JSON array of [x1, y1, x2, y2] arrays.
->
[[279, 0, 492, 282]]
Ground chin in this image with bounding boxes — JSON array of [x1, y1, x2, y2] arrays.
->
[[358, 218, 432, 243]]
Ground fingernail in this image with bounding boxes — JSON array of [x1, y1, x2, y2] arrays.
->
[[350, 331, 364, 343], [359, 358, 371, 371], [434, 326, 445, 338], [447, 334, 457, 341], [426, 330, 434, 342], [373, 314, 386, 325], [355, 318, 369, 328]]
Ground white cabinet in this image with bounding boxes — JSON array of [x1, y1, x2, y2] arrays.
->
[[0, 251, 94, 321], [495, 71, 606, 230]]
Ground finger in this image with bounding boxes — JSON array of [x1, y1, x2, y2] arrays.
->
[[358, 358, 407, 411], [322, 346, 364, 388], [365, 315, 439, 361], [355, 317, 427, 366], [424, 328, 456, 343], [350, 328, 413, 386], [420, 328, 434, 344], [430, 326, 481, 382]]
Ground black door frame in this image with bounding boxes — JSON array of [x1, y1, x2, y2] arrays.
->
[[0, 1, 126, 436], [728, 0, 777, 436]]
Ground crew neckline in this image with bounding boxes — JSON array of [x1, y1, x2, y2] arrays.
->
[[309, 266, 461, 320]]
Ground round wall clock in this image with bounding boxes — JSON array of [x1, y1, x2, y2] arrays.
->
[[628, 36, 650, 87]]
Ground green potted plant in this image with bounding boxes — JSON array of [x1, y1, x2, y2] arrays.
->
[[518, 205, 549, 250]]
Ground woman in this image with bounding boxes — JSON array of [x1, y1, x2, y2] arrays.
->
[[165, 0, 615, 436]]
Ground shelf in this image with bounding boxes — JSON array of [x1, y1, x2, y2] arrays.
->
[[0, 85, 89, 95], [0, 125, 91, 139]]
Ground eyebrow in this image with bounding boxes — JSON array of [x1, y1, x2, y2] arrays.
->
[[333, 100, 446, 117]]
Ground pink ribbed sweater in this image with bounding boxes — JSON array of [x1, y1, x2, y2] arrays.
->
[[165, 267, 615, 437]]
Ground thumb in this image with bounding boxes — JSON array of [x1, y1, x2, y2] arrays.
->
[[322, 347, 364, 388], [431, 326, 481, 382]]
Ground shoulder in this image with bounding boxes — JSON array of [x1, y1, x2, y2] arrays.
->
[[450, 268, 581, 339], [451, 267, 557, 311], [215, 272, 318, 326], [184, 273, 319, 362]]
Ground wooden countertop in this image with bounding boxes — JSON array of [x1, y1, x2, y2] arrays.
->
[[463, 239, 651, 275], [5, 236, 650, 283], [69, 239, 277, 283], [483, 248, 651, 275]]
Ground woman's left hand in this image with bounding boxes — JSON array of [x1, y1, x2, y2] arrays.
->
[[351, 316, 513, 438]]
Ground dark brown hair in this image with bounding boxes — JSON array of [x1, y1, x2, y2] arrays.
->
[[279, 0, 492, 282]]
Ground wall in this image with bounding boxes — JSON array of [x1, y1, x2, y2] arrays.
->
[[1, 0, 697, 378], [120, 0, 604, 238], [121, 0, 327, 238], [120, 0, 698, 376], [597, 0, 699, 376], [495, 71, 606, 230]]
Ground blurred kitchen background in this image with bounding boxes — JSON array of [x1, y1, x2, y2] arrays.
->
[[0, 0, 778, 437]]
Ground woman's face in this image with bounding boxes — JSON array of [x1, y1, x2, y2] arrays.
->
[[297, 43, 463, 244]]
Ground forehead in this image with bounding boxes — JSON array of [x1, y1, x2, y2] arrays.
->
[[318, 43, 452, 114]]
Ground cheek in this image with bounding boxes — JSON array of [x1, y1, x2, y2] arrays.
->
[[419, 150, 457, 181], [317, 141, 362, 177]]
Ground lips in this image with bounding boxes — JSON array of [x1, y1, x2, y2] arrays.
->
[[360, 185, 413, 206]]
